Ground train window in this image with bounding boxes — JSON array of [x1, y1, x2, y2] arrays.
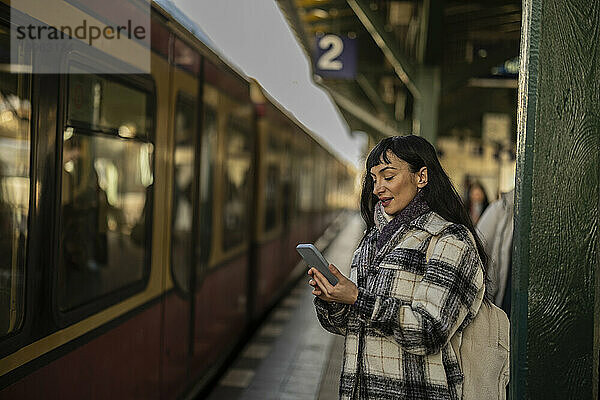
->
[[264, 129, 281, 232], [264, 164, 280, 232], [221, 117, 251, 251], [290, 137, 302, 221], [281, 140, 293, 225], [298, 144, 313, 214], [267, 130, 282, 154], [68, 66, 150, 139], [0, 32, 31, 336], [57, 72, 153, 313], [198, 106, 216, 269], [314, 150, 326, 212], [171, 93, 196, 293]]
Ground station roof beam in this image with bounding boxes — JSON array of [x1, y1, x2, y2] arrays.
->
[[277, 0, 444, 143], [277, 0, 419, 141], [278, 0, 521, 146]]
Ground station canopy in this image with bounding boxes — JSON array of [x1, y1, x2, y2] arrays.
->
[[277, 0, 521, 143]]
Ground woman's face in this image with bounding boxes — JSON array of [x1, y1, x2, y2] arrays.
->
[[469, 185, 485, 203], [370, 151, 426, 216]]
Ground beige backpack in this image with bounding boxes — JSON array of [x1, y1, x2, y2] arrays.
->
[[426, 234, 510, 400]]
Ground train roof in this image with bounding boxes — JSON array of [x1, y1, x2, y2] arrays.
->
[[254, 82, 355, 169], [152, 0, 355, 172], [152, 0, 249, 83], [152, 0, 213, 48]]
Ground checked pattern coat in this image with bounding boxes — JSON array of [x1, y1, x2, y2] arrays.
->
[[314, 201, 485, 400]]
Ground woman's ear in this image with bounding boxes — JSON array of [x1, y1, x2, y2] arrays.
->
[[416, 166, 428, 189]]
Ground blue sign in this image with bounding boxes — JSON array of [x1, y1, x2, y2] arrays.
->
[[314, 34, 357, 79], [491, 56, 519, 77]]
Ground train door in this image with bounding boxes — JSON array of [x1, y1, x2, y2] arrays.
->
[[188, 58, 254, 384], [253, 113, 285, 314], [160, 34, 201, 399], [281, 125, 298, 277]]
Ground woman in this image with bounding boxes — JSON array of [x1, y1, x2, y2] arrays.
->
[[308, 135, 487, 400], [464, 181, 489, 225]]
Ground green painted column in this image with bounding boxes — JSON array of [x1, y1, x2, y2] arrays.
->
[[413, 66, 440, 144], [513, 0, 599, 399]]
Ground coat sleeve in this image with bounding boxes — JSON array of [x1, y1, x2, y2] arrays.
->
[[352, 229, 485, 355], [313, 298, 351, 336], [476, 200, 504, 301], [313, 247, 362, 336]]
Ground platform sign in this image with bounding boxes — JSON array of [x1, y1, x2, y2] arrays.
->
[[483, 113, 511, 146], [314, 34, 357, 79]]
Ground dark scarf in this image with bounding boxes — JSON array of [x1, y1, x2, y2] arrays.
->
[[375, 190, 430, 250]]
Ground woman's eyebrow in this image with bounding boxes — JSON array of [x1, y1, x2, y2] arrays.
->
[[370, 166, 396, 177], [377, 166, 396, 173]]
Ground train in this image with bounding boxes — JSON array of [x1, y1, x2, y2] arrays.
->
[[0, 0, 357, 398]]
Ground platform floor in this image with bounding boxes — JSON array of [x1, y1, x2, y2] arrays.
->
[[205, 213, 364, 400]]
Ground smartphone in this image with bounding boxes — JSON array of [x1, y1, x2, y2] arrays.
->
[[296, 243, 339, 286]]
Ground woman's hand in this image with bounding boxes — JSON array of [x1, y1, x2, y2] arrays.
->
[[308, 264, 358, 304]]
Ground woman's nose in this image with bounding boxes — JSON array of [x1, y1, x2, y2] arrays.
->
[[373, 180, 384, 195]]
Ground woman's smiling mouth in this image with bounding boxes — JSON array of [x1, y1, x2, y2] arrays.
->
[[380, 197, 392, 207]]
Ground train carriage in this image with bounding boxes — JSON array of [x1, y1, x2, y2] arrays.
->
[[0, 0, 356, 398]]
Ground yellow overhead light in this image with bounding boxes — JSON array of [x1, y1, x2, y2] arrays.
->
[[0, 110, 14, 123], [302, 9, 330, 22], [118, 124, 136, 138]]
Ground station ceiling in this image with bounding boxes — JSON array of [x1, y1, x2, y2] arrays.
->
[[277, 0, 522, 142]]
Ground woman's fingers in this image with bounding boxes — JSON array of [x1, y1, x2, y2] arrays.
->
[[312, 270, 330, 296], [307, 271, 324, 297], [313, 268, 335, 294]]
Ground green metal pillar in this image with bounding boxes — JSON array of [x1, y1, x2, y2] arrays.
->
[[513, 0, 599, 398], [413, 66, 440, 144]]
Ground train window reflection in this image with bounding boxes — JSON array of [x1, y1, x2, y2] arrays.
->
[[171, 94, 196, 292], [198, 106, 216, 270], [264, 165, 280, 232], [0, 65, 31, 337], [222, 118, 251, 251], [298, 145, 313, 214], [68, 67, 150, 140], [58, 131, 153, 312], [264, 130, 281, 233]]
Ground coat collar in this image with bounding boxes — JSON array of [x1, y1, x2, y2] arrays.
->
[[374, 190, 429, 234], [372, 190, 430, 262], [362, 194, 455, 271], [374, 190, 430, 249], [409, 211, 454, 236], [363, 211, 454, 273], [373, 198, 455, 239]]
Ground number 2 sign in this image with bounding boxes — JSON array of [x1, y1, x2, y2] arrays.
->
[[314, 34, 357, 79]]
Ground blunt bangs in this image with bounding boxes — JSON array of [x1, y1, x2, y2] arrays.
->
[[366, 138, 395, 171]]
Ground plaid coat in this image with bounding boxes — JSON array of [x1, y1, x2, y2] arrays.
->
[[315, 204, 485, 400]]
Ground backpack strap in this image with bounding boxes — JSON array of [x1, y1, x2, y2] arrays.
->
[[425, 234, 439, 263]]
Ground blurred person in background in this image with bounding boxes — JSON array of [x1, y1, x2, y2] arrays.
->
[[476, 189, 514, 317], [464, 181, 489, 225]]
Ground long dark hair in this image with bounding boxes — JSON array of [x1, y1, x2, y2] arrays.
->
[[464, 180, 490, 221], [360, 135, 489, 276]]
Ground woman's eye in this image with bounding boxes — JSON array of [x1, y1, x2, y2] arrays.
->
[[384, 176, 394, 181]]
